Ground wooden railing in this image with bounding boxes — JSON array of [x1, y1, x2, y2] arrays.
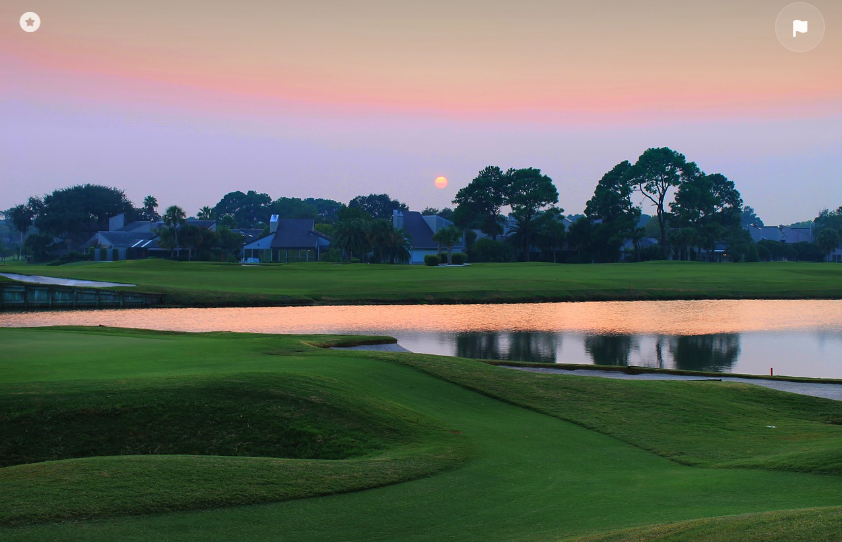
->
[[0, 283, 163, 311]]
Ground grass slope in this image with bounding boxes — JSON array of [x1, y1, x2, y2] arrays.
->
[[2, 259, 841, 306], [2, 327, 842, 541]]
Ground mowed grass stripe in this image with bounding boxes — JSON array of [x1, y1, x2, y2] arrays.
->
[[2, 260, 841, 306]]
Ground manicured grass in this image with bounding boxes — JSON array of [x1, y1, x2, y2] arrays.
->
[[3, 327, 842, 541], [2, 259, 841, 307]]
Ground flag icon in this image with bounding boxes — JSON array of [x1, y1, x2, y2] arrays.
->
[[793, 20, 808, 37]]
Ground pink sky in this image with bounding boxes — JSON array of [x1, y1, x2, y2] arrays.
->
[[2, 0, 841, 223]]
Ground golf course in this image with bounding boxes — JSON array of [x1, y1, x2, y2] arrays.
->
[[3, 326, 842, 541], [2, 260, 842, 306]]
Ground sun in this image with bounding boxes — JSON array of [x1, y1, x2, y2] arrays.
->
[[434, 176, 448, 189]]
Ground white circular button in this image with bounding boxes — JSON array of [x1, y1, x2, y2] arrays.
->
[[775, 3, 825, 52], [20, 12, 41, 32]]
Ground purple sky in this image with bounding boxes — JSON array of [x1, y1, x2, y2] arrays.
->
[[2, 0, 840, 224]]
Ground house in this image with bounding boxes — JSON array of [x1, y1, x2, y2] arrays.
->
[[84, 214, 219, 261], [392, 210, 465, 264], [241, 215, 330, 263], [746, 225, 814, 244]]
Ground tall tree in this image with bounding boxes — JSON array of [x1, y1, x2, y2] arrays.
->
[[348, 194, 407, 220], [625, 148, 690, 258], [816, 228, 840, 261], [584, 161, 641, 262], [9, 203, 37, 260], [452, 166, 508, 239], [197, 206, 215, 220], [741, 206, 763, 228], [505, 168, 560, 262], [162, 205, 186, 259], [270, 197, 317, 220], [332, 218, 369, 262], [671, 171, 743, 260], [536, 209, 567, 263], [142, 196, 160, 221], [35, 185, 135, 237], [213, 191, 272, 229]]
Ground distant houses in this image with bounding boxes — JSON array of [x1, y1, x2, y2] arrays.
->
[[746, 225, 814, 245], [393, 210, 465, 265], [242, 215, 330, 263]]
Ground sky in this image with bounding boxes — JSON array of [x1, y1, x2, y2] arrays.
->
[[1, 0, 840, 224]]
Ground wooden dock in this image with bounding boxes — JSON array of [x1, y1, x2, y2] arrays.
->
[[0, 283, 163, 311]]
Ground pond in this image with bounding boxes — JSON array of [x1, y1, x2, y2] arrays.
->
[[2, 300, 842, 378]]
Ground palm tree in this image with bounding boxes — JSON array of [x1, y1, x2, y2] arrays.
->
[[366, 219, 395, 263], [332, 219, 368, 262], [816, 228, 840, 262], [143, 196, 160, 221], [9, 204, 34, 261], [162, 205, 186, 260], [432, 226, 462, 265], [386, 228, 412, 264], [197, 206, 215, 220]]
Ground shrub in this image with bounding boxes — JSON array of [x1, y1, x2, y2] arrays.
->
[[424, 254, 440, 266], [350, 257, 361, 264], [319, 249, 344, 263], [450, 252, 467, 265], [47, 251, 93, 266], [469, 239, 515, 263]]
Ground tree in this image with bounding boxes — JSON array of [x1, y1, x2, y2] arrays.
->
[[385, 228, 412, 264], [348, 194, 408, 221], [432, 226, 463, 265], [179, 224, 203, 261], [366, 219, 396, 263], [213, 191, 272, 229], [332, 218, 369, 262], [217, 227, 245, 260], [197, 206, 215, 220], [536, 209, 567, 263], [270, 197, 317, 220], [9, 203, 37, 260], [625, 148, 691, 258], [303, 198, 344, 223], [142, 196, 160, 221], [162, 205, 186, 259], [671, 171, 743, 260], [422, 207, 454, 220], [452, 166, 508, 239], [567, 217, 593, 262], [506, 168, 560, 262], [35, 185, 135, 238], [816, 228, 840, 261], [741, 206, 763, 228], [23, 232, 54, 262], [585, 161, 641, 262]]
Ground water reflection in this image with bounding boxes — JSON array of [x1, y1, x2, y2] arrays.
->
[[456, 332, 558, 363], [668, 334, 741, 373], [584, 334, 638, 367]]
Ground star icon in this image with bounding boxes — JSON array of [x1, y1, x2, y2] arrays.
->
[[20, 12, 40, 32]]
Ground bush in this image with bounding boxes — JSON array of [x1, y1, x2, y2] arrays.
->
[[424, 254, 440, 266], [319, 249, 344, 263], [450, 252, 467, 265], [350, 257, 361, 264], [47, 251, 93, 266], [469, 239, 515, 263], [792, 242, 825, 263]]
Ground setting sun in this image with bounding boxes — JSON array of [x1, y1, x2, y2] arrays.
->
[[434, 176, 448, 189]]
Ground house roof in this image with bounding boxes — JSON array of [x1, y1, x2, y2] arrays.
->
[[402, 211, 438, 249], [90, 231, 158, 248], [269, 219, 326, 248]]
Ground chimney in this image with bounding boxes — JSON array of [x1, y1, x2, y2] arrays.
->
[[109, 213, 125, 231], [392, 209, 403, 230], [269, 215, 279, 234]]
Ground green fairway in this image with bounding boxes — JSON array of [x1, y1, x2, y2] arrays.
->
[[2, 259, 842, 306], [3, 328, 842, 540]]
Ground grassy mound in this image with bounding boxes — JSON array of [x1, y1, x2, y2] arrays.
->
[[0, 365, 467, 526], [567, 506, 842, 542], [0, 374, 417, 466]]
